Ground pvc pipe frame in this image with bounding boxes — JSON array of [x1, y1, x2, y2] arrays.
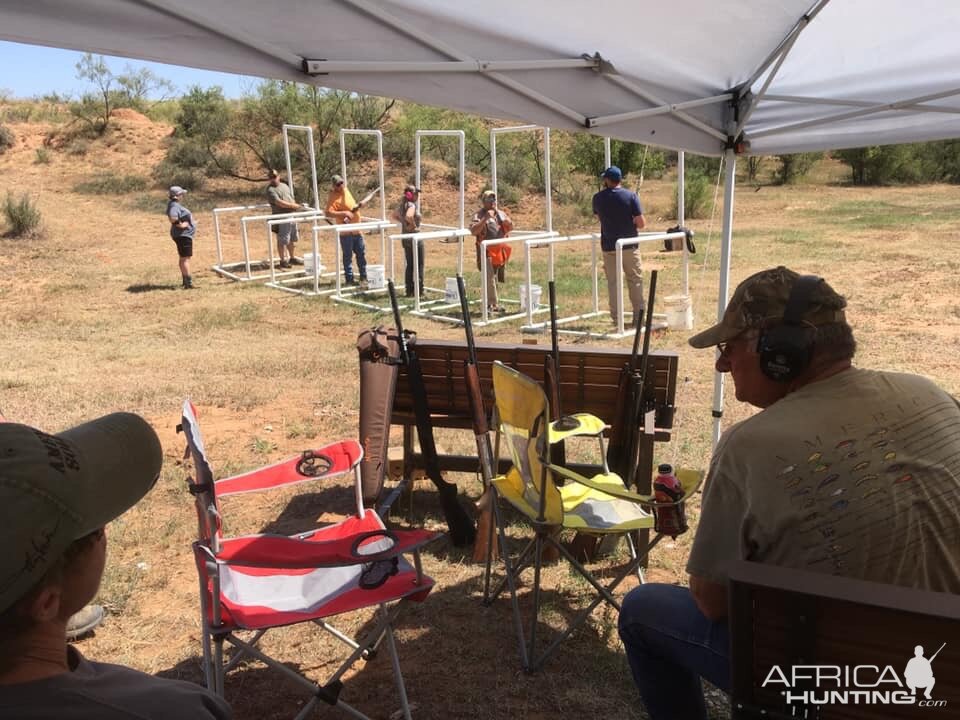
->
[[612, 231, 691, 337], [471, 231, 557, 327], [519, 232, 603, 332], [269, 218, 397, 300], [415, 130, 465, 230], [388, 227, 471, 317], [211, 203, 273, 280], [238, 208, 328, 282], [490, 125, 553, 234]]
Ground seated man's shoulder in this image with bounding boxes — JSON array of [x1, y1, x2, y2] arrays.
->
[[0, 650, 231, 720]]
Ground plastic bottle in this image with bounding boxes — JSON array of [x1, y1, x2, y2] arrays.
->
[[653, 462, 688, 537]]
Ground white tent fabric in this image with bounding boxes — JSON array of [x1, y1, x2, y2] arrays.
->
[[4, 0, 959, 442], [3, 0, 960, 156]]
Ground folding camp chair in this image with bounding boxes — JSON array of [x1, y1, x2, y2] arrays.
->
[[178, 400, 438, 720], [482, 361, 702, 673]]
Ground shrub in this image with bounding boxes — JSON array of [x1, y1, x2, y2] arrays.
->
[[34, 148, 50, 164], [776, 152, 823, 184], [3, 192, 43, 238], [0, 124, 14, 154], [73, 174, 149, 194], [152, 160, 205, 192], [671, 170, 712, 220]]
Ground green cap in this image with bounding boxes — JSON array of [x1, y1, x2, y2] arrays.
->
[[0, 413, 162, 612], [688, 266, 847, 348]]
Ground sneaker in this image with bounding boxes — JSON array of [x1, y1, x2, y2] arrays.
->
[[278, 261, 291, 269], [345, 278, 359, 287], [182, 276, 194, 289], [66, 604, 105, 641], [289, 256, 304, 266]]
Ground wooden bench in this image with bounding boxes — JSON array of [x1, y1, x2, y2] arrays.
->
[[729, 560, 960, 719], [391, 338, 679, 487]]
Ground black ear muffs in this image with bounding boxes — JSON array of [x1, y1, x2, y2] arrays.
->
[[757, 274, 822, 382]]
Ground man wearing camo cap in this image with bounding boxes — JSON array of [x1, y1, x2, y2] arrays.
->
[[618, 266, 960, 720], [0, 413, 232, 718]]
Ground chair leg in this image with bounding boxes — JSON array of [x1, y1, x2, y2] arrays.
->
[[383, 610, 413, 720], [213, 634, 225, 696], [526, 531, 547, 674], [484, 498, 533, 671], [525, 532, 665, 672]]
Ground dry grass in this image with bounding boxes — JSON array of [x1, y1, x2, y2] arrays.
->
[[1, 114, 959, 720]]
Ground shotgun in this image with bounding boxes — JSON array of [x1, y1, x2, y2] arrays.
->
[[544, 280, 566, 466], [456, 276, 499, 563], [620, 270, 659, 490], [606, 289, 647, 474], [388, 280, 476, 546]]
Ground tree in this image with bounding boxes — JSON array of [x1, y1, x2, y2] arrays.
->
[[72, 53, 173, 134]]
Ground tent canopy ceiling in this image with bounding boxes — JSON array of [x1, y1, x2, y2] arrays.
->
[[3, 0, 960, 156]]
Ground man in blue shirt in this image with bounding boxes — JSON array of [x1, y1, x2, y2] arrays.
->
[[592, 166, 646, 323]]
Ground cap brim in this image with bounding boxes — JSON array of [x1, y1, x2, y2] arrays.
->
[[687, 319, 743, 349], [59, 413, 163, 538]]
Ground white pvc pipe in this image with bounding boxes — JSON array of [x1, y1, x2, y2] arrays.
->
[[678, 150, 689, 296], [415, 130, 465, 229]]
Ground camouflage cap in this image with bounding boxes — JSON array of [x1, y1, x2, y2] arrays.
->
[[688, 266, 847, 348]]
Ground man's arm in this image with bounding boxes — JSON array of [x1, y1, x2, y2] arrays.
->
[[469, 211, 486, 236], [633, 212, 646, 231], [689, 573, 728, 621]]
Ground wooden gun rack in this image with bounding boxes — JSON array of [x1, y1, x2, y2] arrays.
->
[[391, 338, 679, 491]]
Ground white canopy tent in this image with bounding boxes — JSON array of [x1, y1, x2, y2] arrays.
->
[[5, 0, 960, 439]]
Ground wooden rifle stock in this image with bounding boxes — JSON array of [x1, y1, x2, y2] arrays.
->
[[457, 276, 499, 563], [388, 281, 476, 546], [606, 270, 659, 486], [545, 280, 565, 466]]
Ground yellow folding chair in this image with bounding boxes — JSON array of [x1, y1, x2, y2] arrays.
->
[[482, 360, 702, 672]]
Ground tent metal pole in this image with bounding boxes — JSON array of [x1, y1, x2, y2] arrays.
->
[[712, 148, 737, 447], [678, 151, 688, 296]]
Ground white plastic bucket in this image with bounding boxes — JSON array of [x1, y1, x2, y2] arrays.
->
[[519, 283, 543, 312], [664, 294, 693, 330], [303, 252, 324, 274], [367, 264, 385, 290], [445, 277, 459, 303]]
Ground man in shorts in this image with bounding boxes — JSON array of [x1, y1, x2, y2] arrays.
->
[[266, 169, 302, 269]]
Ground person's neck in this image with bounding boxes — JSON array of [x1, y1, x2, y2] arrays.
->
[[785, 359, 853, 396], [0, 621, 71, 685]]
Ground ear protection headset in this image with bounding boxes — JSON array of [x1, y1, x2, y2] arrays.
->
[[757, 274, 823, 382], [404, 190, 415, 201]]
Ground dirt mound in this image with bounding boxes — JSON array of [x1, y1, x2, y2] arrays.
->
[[110, 107, 152, 123]]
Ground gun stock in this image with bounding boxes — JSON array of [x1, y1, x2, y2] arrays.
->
[[389, 281, 476, 546], [458, 276, 500, 563]]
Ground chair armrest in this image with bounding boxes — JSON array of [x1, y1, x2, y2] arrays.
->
[[549, 464, 704, 507], [548, 413, 607, 444], [216, 527, 439, 569], [215, 439, 363, 497]]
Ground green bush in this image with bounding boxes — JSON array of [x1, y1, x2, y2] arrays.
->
[[34, 147, 50, 164], [73, 174, 149, 194], [152, 160, 205, 192], [3, 192, 43, 238], [776, 152, 823, 184], [671, 170, 712, 220], [0, 124, 14, 154]]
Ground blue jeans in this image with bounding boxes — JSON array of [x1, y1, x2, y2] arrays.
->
[[340, 233, 366, 282], [618, 584, 730, 720]]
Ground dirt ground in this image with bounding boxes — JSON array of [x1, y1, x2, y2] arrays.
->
[[1, 112, 959, 720]]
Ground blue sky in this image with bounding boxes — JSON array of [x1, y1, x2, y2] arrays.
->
[[0, 41, 256, 99]]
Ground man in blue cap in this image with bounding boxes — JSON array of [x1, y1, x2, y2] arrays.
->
[[592, 166, 646, 324]]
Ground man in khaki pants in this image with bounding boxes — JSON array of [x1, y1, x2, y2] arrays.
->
[[592, 166, 646, 323]]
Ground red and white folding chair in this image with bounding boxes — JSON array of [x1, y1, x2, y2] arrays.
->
[[178, 400, 438, 720]]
